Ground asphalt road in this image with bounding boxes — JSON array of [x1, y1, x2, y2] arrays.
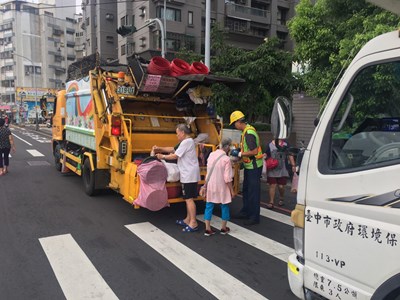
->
[[0, 125, 298, 300]]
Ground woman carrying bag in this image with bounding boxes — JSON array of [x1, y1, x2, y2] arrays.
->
[[203, 138, 234, 236]]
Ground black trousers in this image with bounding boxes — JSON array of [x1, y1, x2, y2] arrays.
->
[[0, 147, 10, 168]]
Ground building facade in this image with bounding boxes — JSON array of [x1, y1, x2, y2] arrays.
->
[[80, 0, 297, 64], [0, 0, 76, 109]]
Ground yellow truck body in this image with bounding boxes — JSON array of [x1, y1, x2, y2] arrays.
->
[[51, 59, 243, 206]]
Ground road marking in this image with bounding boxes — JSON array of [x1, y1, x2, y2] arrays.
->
[[22, 132, 51, 143], [12, 133, 33, 146], [126, 222, 267, 300], [39, 234, 118, 300], [260, 207, 293, 226], [27, 149, 44, 157], [197, 215, 293, 262]]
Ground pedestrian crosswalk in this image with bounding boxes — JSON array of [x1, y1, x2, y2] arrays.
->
[[39, 234, 118, 300], [126, 222, 267, 300], [39, 216, 294, 299], [197, 215, 292, 262]]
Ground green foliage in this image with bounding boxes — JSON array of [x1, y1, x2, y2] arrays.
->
[[288, 0, 400, 98], [175, 47, 203, 63], [209, 25, 294, 123]]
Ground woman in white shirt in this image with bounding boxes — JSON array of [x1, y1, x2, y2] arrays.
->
[[155, 124, 200, 232]]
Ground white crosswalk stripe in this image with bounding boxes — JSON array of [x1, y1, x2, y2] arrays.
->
[[26, 149, 45, 157], [39, 234, 118, 300], [38, 214, 293, 299], [260, 207, 293, 226], [197, 215, 293, 262], [125, 222, 267, 300]]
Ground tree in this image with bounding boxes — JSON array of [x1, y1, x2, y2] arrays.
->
[[209, 26, 294, 123], [175, 47, 203, 64], [288, 0, 400, 99]]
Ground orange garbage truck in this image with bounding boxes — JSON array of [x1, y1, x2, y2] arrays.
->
[[51, 57, 243, 208]]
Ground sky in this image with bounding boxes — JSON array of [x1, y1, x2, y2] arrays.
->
[[0, 0, 81, 14]]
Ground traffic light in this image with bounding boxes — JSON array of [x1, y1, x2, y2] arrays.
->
[[40, 96, 47, 111], [116, 25, 136, 37]]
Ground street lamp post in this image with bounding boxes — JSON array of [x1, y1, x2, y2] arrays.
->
[[13, 52, 39, 131], [163, 0, 167, 58]]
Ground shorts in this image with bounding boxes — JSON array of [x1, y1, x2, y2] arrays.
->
[[267, 177, 287, 185], [182, 182, 198, 199]]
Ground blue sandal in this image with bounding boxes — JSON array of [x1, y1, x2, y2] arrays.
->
[[176, 219, 187, 227], [182, 225, 199, 232]]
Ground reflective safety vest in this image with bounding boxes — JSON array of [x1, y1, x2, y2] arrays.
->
[[240, 124, 263, 169]]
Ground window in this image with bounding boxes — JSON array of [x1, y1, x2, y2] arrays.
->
[[277, 7, 288, 25], [164, 33, 195, 52], [85, 17, 90, 26], [106, 36, 114, 44], [140, 7, 146, 18], [121, 16, 126, 26], [188, 11, 193, 26], [156, 7, 181, 22], [225, 17, 248, 33], [121, 44, 126, 56], [326, 61, 400, 171], [127, 42, 135, 55], [24, 66, 41, 75], [105, 13, 114, 21]]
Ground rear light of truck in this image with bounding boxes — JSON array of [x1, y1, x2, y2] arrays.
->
[[111, 116, 122, 136]]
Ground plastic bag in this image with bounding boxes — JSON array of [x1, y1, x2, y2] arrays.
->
[[161, 161, 180, 182], [262, 160, 267, 180], [266, 157, 278, 170], [199, 185, 207, 198]]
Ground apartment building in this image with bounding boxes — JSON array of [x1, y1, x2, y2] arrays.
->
[[81, 0, 297, 64], [0, 0, 76, 108]]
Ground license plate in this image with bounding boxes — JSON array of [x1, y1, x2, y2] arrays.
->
[[116, 86, 135, 95]]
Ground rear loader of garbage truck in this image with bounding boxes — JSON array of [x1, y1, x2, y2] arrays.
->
[[52, 60, 244, 207], [286, 30, 400, 300]]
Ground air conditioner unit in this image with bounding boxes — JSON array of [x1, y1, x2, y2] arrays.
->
[[25, 72, 30, 76]]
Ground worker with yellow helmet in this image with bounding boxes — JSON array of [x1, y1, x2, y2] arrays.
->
[[229, 110, 263, 225]]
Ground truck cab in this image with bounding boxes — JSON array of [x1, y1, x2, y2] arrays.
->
[[287, 31, 400, 299]]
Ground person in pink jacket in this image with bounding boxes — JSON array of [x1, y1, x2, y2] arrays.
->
[[204, 138, 235, 236]]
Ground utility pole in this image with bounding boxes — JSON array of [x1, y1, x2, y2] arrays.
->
[[205, 0, 211, 69]]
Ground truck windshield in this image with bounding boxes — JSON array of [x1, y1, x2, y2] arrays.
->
[[330, 61, 400, 169]]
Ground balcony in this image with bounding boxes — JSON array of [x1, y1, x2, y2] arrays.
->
[[225, 2, 271, 24]]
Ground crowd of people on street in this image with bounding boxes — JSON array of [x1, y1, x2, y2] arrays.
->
[[153, 109, 298, 236]]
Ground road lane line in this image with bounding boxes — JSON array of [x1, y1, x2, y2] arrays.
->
[[39, 234, 118, 300], [197, 215, 293, 262], [27, 149, 44, 157], [126, 222, 267, 300], [260, 207, 293, 226], [12, 133, 33, 146]]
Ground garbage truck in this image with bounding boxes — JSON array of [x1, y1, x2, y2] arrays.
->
[[51, 56, 244, 207], [283, 30, 400, 299]]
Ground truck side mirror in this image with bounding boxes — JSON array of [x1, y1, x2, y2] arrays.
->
[[270, 96, 292, 140]]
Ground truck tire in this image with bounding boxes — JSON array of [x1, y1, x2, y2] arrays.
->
[[54, 144, 62, 172], [83, 159, 96, 196]]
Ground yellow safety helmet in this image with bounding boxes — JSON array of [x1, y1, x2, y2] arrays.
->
[[229, 110, 245, 125]]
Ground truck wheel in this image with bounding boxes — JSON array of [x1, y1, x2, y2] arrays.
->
[[83, 159, 96, 196], [54, 144, 62, 172]]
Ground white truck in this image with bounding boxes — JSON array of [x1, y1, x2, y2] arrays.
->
[[285, 30, 400, 299]]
